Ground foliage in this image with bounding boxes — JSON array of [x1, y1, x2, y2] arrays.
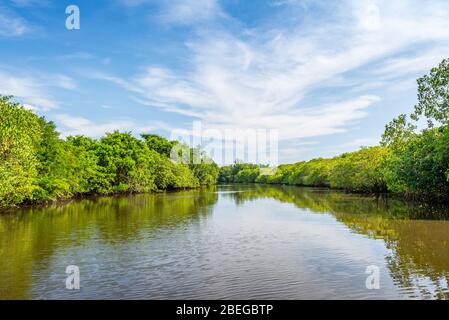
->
[[381, 114, 417, 148], [0, 96, 42, 207], [221, 147, 388, 193], [141, 134, 178, 157], [383, 126, 449, 197], [412, 58, 449, 127], [188, 147, 219, 185], [95, 131, 159, 193], [218, 162, 260, 183], [287, 160, 331, 187], [0, 97, 216, 208], [235, 168, 260, 183], [381, 58, 449, 198], [328, 147, 389, 193]]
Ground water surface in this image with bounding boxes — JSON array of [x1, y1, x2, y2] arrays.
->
[[1, 185, 449, 299]]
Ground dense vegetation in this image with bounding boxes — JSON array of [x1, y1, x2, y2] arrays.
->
[[219, 59, 449, 201], [0, 95, 218, 209], [219, 147, 390, 193]]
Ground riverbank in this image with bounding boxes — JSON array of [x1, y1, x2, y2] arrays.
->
[[219, 182, 449, 206], [0, 185, 207, 214]]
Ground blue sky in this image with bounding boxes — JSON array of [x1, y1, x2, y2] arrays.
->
[[1, 0, 449, 164]]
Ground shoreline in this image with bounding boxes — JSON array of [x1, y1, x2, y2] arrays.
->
[[3, 183, 448, 214], [218, 182, 449, 206], [0, 185, 212, 214]]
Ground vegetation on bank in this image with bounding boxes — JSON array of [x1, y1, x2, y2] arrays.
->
[[219, 59, 449, 201], [0, 96, 218, 209]]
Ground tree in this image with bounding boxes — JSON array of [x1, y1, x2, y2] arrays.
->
[[0, 96, 42, 207], [383, 126, 449, 197], [381, 58, 449, 198], [329, 147, 389, 193], [96, 131, 158, 193], [381, 114, 416, 148], [236, 168, 260, 183], [188, 147, 219, 185], [65, 136, 104, 194], [412, 58, 449, 127], [141, 134, 177, 158], [33, 118, 73, 200]]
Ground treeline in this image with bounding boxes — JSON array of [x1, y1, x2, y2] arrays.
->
[[218, 147, 389, 193], [0, 96, 218, 208], [219, 58, 449, 201]]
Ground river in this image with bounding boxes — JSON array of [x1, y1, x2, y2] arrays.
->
[[1, 184, 448, 299]]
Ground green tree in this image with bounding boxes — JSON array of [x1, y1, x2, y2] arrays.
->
[[236, 168, 260, 183], [381, 114, 417, 148], [382, 58, 449, 198], [412, 58, 449, 127], [33, 118, 73, 200], [65, 136, 105, 194], [329, 147, 389, 193], [96, 131, 158, 193], [185, 148, 218, 185], [383, 127, 449, 197], [0, 96, 42, 207], [141, 134, 177, 157]]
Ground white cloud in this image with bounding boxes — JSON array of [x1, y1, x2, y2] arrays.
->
[[54, 114, 172, 138], [95, 0, 449, 162], [0, 12, 29, 36], [157, 0, 222, 25], [95, 26, 385, 140], [373, 47, 449, 79], [0, 71, 58, 111], [50, 74, 77, 90], [10, 0, 50, 6], [119, 0, 223, 25]]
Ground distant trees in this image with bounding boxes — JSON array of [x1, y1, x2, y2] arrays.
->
[[328, 147, 389, 193], [221, 147, 388, 193], [218, 162, 260, 183]]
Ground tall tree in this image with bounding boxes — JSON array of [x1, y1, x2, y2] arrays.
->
[[412, 58, 449, 127], [141, 134, 178, 158], [0, 96, 42, 207]]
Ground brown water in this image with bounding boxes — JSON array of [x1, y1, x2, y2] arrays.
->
[[1, 184, 449, 300]]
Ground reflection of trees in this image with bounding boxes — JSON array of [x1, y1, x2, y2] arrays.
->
[[0, 187, 218, 299], [1, 184, 448, 299], [222, 184, 449, 299]]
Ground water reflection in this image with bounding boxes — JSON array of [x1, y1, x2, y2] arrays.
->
[[1, 184, 449, 299], [0, 188, 218, 299], [220, 184, 449, 299]]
